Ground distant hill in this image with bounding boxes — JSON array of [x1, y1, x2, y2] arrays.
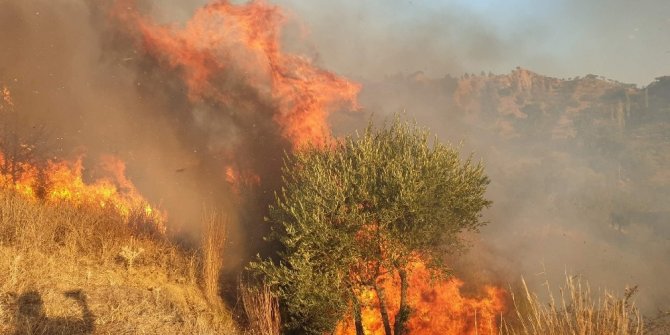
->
[[351, 68, 670, 312], [359, 68, 670, 203]]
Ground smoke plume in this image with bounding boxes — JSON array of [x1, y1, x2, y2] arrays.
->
[[0, 0, 359, 271]]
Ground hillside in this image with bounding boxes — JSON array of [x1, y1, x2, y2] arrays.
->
[[353, 69, 670, 313], [359, 67, 670, 214], [0, 191, 240, 334]]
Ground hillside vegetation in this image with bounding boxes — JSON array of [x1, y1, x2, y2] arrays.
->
[[0, 190, 240, 334], [1, 70, 669, 334]]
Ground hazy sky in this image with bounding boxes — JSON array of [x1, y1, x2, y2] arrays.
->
[[156, 0, 670, 85]]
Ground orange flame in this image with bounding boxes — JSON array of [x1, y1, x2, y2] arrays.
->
[[225, 164, 260, 195], [337, 261, 507, 335], [112, 0, 360, 148], [1, 85, 13, 108], [0, 152, 166, 233]]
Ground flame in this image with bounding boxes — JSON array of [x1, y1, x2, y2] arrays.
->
[[337, 261, 507, 335], [112, 0, 360, 149], [1, 85, 13, 108], [225, 164, 260, 195], [0, 152, 166, 233]]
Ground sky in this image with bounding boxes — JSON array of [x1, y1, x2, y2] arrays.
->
[[273, 0, 670, 85], [155, 0, 670, 85]]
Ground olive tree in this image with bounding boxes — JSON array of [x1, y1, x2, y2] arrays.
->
[[252, 117, 491, 335]]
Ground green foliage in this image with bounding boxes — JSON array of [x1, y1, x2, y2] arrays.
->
[[250, 116, 491, 334]]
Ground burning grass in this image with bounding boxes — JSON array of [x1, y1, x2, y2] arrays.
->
[[0, 153, 167, 235], [336, 267, 651, 335], [336, 261, 507, 335]]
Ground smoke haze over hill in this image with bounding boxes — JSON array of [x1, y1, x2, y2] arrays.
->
[[273, 0, 670, 86], [346, 69, 670, 313]]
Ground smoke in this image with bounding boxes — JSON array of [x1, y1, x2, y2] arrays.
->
[[271, 0, 556, 81], [0, 0, 359, 273], [274, 0, 670, 85], [0, 0, 226, 265], [343, 72, 670, 313], [545, 0, 670, 85]]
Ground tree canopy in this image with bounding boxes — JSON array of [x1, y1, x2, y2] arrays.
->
[[251, 117, 491, 334]]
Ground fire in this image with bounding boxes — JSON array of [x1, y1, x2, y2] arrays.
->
[[1, 85, 13, 108], [112, 0, 360, 148], [0, 152, 166, 233], [225, 164, 260, 195], [337, 261, 507, 335]]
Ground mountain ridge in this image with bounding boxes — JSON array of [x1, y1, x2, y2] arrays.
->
[[362, 67, 670, 141]]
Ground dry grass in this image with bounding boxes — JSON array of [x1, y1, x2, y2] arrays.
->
[[239, 279, 281, 335], [0, 190, 240, 334], [200, 209, 228, 310], [502, 274, 644, 335]]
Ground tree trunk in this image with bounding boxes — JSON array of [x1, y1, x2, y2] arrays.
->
[[373, 282, 392, 335], [352, 292, 365, 335], [393, 268, 411, 335]]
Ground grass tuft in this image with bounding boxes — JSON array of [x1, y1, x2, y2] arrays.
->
[[200, 209, 228, 309], [502, 274, 644, 335], [240, 279, 281, 335]]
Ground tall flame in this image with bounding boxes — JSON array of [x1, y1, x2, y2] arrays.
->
[[337, 261, 507, 335], [112, 0, 360, 148]]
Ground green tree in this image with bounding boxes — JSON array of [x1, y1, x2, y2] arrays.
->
[[251, 117, 491, 335]]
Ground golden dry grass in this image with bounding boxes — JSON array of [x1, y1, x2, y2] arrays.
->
[[200, 209, 228, 310], [239, 279, 280, 335], [0, 190, 240, 334], [502, 274, 644, 335]]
